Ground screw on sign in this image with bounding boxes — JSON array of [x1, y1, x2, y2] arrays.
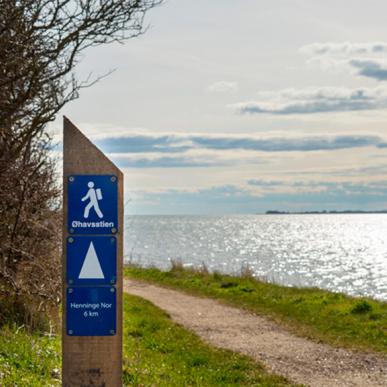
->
[[63, 117, 123, 387]]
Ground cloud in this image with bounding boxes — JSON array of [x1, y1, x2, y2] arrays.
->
[[232, 86, 387, 114], [94, 134, 192, 153], [111, 155, 214, 168], [130, 181, 387, 214], [300, 42, 387, 81], [300, 42, 387, 56], [98, 134, 386, 158], [248, 179, 387, 192], [207, 81, 238, 93], [349, 59, 387, 81], [96, 132, 385, 156], [283, 163, 387, 178], [193, 134, 382, 151], [247, 179, 284, 187]]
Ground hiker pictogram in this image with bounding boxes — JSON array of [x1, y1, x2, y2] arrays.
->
[[67, 175, 118, 234], [82, 181, 103, 219]]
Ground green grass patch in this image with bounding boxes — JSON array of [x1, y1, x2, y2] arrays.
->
[[0, 294, 295, 386], [125, 266, 387, 354], [123, 293, 294, 386], [0, 325, 60, 386]]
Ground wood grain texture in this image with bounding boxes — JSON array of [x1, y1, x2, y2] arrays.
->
[[63, 117, 123, 387]]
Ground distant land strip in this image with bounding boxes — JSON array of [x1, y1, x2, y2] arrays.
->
[[265, 210, 387, 214]]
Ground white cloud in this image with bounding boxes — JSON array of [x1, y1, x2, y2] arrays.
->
[[232, 86, 387, 115], [300, 42, 387, 56], [207, 81, 238, 93], [300, 42, 387, 81]]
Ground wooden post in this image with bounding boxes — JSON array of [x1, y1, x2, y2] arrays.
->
[[62, 117, 123, 386]]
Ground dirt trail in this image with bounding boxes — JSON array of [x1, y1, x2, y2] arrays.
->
[[124, 279, 387, 387]]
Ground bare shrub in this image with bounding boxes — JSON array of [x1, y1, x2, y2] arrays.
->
[[198, 261, 209, 276], [170, 259, 184, 272], [240, 263, 255, 279], [0, 0, 162, 330], [0, 137, 61, 330]]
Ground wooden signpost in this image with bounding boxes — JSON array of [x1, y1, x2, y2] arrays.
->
[[62, 117, 123, 386]]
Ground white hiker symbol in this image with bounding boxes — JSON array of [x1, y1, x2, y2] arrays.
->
[[82, 181, 103, 219]]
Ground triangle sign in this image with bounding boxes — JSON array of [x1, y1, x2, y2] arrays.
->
[[79, 242, 104, 279]]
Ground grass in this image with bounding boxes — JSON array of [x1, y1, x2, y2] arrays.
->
[[0, 325, 60, 386], [124, 265, 387, 354], [0, 294, 295, 386], [122, 293, 295, 386]]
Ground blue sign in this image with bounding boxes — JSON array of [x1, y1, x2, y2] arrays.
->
[[68, 175, 118, 234], [67, 236, 116, 286], [66, 286, 116, 336]]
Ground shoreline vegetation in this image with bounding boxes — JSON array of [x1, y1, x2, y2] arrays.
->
[[125, 263, 387, 355], [0, 294, 295, 386], [2, 263, 385, 385]]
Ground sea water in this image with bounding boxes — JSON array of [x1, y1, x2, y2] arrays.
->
[[125, 214, 387, 300]]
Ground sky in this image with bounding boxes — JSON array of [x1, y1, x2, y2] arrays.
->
[[52, 0, 387, 214]]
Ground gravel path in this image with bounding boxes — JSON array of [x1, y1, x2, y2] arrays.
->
[[124, 279, 387, 387]]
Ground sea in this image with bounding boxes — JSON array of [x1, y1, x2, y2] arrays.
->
[[124, 214, 387, 301]]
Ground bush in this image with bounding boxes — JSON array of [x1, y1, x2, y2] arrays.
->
[[0, 141, 61, 331], [351, 300, 373, 314]]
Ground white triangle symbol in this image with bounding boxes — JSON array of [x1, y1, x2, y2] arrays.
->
[[79, 242, 104, 279]]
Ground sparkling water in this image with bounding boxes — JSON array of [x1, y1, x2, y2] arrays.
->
[[125, 214, 387, 300]]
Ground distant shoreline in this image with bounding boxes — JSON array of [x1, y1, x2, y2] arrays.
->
[[265, 210, 387, 215]]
